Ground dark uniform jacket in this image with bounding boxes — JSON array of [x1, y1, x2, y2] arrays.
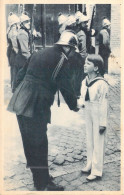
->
[[8, 46, 84, 123]]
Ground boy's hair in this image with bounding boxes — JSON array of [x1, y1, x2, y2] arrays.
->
[[87, 54, 104, 76]]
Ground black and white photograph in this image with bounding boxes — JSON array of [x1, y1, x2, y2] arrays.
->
[[0, 1, 124, 194]]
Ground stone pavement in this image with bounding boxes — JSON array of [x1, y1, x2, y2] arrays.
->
[[3, 73, 121, 192]]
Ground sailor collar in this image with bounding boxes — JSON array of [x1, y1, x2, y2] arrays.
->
[[85, 76, 109, 87]]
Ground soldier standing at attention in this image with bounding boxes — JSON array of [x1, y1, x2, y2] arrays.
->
[[99, 18, 111, 74], [75, 12, 89, 60], [12, 12, 31, 92], [7, 12, 20, 92]]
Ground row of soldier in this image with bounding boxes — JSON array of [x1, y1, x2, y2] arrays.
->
[[58, 12, 111, 72], [7, 11, 111, 93], [7, 12, 40, 92]]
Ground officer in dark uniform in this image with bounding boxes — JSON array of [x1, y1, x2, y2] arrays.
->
[[7, 31, 84, 191]]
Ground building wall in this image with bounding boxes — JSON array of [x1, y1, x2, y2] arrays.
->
[[108, 4, 121, 74], [5, 4, 18, 29], [44, 4, 75, 45], [111, 4, 121, 57]]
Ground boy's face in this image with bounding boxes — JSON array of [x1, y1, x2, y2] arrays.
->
[[84, 59, 98, 74]]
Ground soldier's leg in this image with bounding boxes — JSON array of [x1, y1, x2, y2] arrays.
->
[[101, 55, 108, 74], [12, 65, 19, 92], [104, 57, 108, 74]]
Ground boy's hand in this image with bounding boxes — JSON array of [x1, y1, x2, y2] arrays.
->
[[77, 99, 85, 109], [99, 126, 106, 134]]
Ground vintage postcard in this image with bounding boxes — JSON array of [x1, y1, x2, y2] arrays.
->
[[0, 0, 124, 194]]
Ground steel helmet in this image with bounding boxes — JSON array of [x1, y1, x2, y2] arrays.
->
[[78, 14, 89, 24], [66, 15, 76, 26], [58, 13, 67, 25], [75, 11, 83, 20], [8, 12, 20, 27], [20, 13, 30, 23], [55, 30, 78, 49], [102, 18, 111, 27]]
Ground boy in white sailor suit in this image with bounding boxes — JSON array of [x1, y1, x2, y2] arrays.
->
[[78, 54, 109, 181]]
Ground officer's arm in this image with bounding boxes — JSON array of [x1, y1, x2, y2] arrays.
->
[[75, 55, 85, 97], [59, 79, 78, 111], [58, 65, 78, 111]]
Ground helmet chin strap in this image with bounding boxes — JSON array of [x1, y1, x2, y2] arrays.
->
[[21, 23, 30, 32]]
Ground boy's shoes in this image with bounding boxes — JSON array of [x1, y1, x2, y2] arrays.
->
[[81, 167, 91, 173], [86, 174, 101, 181]]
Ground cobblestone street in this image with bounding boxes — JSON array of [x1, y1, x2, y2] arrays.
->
[[3, 73, 121, 192]]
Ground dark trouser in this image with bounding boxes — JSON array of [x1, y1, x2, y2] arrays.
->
[[102, 56, 109, 74], [11, 65, 18, 92], [99, 53, 109, 74], [16, 114, 49, 188]]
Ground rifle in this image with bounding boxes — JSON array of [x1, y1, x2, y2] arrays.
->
[[30, 4, 36, 54], [89, 5, 95, 31], [18, 4, 25, 16], [86, 5, 96, 54]]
